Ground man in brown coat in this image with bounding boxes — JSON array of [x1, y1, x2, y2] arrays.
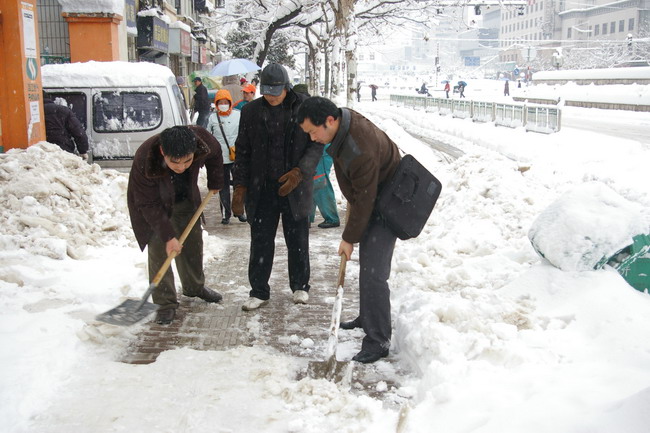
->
[[297, 97, 401, 364], [127, 126, 224, 324]]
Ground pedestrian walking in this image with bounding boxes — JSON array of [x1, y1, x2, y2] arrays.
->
[[311, 143, 340, 229], [191, 77, 211, 128], [207, 89, 245, 225], [504, 80, 510, 96], [458, 83, 466, 98], [297, 96, 401, 364], [231, 63, 324, 311], [444, 82, 450, 99], [356, 82, 361, 102], [370, 84, 378, 101], [127, 126, 224, 325], [42, 92, 89, 158]]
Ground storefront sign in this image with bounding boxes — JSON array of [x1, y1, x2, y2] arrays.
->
[[125, 0, 137, 36], [137, 16, 169, 52]]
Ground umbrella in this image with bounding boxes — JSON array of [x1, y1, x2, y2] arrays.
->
[[369, 84, 378, 89], [441, 80, 450, 84], [210, 58, 260, 76], [458, 80, 468, 87]]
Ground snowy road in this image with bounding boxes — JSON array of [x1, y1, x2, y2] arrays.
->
[[561, 106, 650, 143]]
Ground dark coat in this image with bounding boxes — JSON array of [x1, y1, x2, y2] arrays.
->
[[193, 83, 210, 113], [127, 126, 224, 251], [328, 108, 401, 244], [43, 97, 89, 154], [233, 90, 324, 220]]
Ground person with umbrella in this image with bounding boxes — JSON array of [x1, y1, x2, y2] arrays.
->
[[458, 80, 467, 98], [370, 84, 378, 101]]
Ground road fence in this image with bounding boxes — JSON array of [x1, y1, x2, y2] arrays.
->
[[390, 94, 562, 133]]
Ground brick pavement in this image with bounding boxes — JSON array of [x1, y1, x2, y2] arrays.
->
[[120, 196, 359, 365]]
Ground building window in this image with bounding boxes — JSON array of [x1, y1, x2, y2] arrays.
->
[[619, 20, 624, 32], [369, 53, 375, 60], [629, 18, 634, 31], [594, 24, 599, 36], [602, 23, 607, 35], [610, 22, 615, 33], [567, 27, 572, 38]]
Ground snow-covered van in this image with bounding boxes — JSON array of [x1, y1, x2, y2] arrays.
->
[[42, 61, 189, 170]]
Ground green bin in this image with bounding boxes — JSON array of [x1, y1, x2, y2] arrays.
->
[[608, 234, 650, 293]]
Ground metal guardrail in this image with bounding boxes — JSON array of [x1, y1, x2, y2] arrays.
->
[[390, 94, 561, 133]]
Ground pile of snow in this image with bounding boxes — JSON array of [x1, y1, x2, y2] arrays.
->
[[0, 142, 133, 260]]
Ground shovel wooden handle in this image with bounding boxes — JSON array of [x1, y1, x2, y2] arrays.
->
[[150, 190, 216, 286], [337, 253, 347, 288]]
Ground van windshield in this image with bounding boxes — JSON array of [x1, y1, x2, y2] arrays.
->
[[93, 91, 162, 132]]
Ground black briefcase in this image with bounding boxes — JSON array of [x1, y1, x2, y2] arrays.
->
[[376, 154, 442, 240]]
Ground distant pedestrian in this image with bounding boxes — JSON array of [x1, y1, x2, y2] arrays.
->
[[356, 82, 361, 102], [233, 84, 256, 111], [192, 77, 211, 128], [371, 85, 377, 101], [207, 89, 244, 225], [42, 92, 89, 159], [459, 83, 466, 98], [504, 80, 510, 96], [518, 80, 522, 88], [444, 82, 450, 98]]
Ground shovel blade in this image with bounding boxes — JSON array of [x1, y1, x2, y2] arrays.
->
[[307, 355, 353, 383], [95, 299, 158, 326]]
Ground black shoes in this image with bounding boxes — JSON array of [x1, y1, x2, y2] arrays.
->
[[352, 349, 389, 364], [236, 214, 247, 222], [318, 221, 340, 229], [196, 287, 223, 303], [155, 308, 175, 325], [221, 217, 230, 225], [340, 317, 362, 330]]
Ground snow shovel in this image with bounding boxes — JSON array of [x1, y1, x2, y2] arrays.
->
[[307, 254, 353, 382], [95, 190, 216, 326]]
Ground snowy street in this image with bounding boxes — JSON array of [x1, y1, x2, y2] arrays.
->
[[1, 84, 650, 432]]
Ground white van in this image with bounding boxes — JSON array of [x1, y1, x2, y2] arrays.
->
[[42, 61, 189, 170]]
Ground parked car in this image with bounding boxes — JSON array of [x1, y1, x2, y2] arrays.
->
[[42, 61, 189, 171]]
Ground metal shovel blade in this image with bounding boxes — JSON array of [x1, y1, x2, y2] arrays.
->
[[307, 353, 353, 383], [95, 298, 158, 326]]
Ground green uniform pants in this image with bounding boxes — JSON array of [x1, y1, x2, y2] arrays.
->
[[147, 199, 205, 310]]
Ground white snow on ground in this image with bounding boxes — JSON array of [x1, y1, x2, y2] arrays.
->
[[1, 79, 650, 433]]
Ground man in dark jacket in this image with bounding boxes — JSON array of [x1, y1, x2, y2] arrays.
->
[[297, 96, 401, 364], [192, 77, 211, 128], [232, 63, 324, 311], [127, 126, 224, 324], [43, 93, 89, 158]]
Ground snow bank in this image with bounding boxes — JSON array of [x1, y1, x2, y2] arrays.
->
[[0, 142, 133, 260]]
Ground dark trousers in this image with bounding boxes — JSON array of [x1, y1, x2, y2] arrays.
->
[[147, 199, 205, 310], [358, 213, 397, 353], [248, 183, 310, 300], [196, 110, 210, 128], [219, 163, 233, 219]]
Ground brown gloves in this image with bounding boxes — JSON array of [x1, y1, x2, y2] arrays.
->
[[232, 185, 247, 216], [278, 167, 302, 196]]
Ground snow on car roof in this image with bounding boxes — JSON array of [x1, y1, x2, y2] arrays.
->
[[42, 61, 176, 88]]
